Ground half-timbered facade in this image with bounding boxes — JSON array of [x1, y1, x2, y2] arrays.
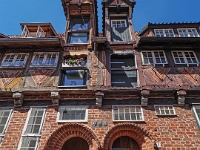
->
[[0, 0, 200, 150]]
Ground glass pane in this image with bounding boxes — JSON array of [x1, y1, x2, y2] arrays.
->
[[14, 54, 26, 66], [2, 55, 15, 66], [45, 54, 56, 65], [32, 54, 44, 65], [69, 33, 88, 43], [62, 70, 86, 86], [71, 18, 89, 30]]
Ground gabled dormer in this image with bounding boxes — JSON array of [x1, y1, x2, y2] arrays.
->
[[61, 0, 98, 47], [20, 23, 58, 38], [102, 0, 136, 43]]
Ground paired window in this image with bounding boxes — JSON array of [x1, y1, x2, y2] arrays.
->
[[110, 19, 131, 42], [31, 53, 59, 67], [0, 108, 13, 143], [57, 106, 88, 122], [154, 29, 174, 37], [142, 51, 167, 65], [1, 53, 28, 67], [192, 105, 200, 129], [18, 108, 46, 150], [112, 105, 144, 121], [111, 54, 137, 87], [172, 51, 198, 65], [177, 28, 199, 37], [68, 18, 89, 44], [154, 105, 176, 115]]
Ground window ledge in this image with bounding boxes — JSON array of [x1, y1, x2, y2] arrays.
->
[[112, 120, 145, 122], [58, 85, 87, 88], [156, 114, 177, 116], [30, 65, 57, 67], [57, 120, 88, 123]]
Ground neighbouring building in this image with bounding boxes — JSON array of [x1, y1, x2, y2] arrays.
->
[[0, 0, 200, 150]]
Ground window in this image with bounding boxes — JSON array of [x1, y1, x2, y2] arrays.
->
[[61, 70, 87, 87], [22, 25, 46, 37], [172, 51, 198, 65], [154, 29, 174, 37], [18, 108, 46, 150], [31, 53, 59, 66], [57, 106, 88, 122], [69, 33, 88, 44], [142, 51, 167, 65], [1, 53, 28, 67], [192, 105, 200, 129], [0, 108, 13, 143], [110, 19, 131, 42], [68, 18, 89, 44], [112, 105, 144, 121], [111, 20, 127, 28], [154, 105, 176, 115], [111, 54, 137, 87], [177, 28, 199, 37]]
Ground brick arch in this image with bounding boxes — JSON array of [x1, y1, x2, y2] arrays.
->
[[44, 123, 101, 150], [103, 123, 154, 150]]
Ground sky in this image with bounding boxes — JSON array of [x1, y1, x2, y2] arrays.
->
[[0, 0, 200, 35]]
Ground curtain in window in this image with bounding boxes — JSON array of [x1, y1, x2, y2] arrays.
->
[[111, 27, 131, 42]]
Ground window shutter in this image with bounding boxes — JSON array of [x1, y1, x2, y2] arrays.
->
[[111, 27, 131, 42]]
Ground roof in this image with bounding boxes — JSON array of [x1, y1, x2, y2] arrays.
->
[[138, 21, 200, 36], [0, 33, 8, 38]]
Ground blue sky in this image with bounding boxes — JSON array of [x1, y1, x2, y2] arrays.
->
[[0, 0, 200, 35]]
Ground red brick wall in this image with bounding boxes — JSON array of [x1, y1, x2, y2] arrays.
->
[[1, 104, 200, 150]]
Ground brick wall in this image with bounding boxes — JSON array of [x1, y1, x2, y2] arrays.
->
[[1, 101, 200, 150]]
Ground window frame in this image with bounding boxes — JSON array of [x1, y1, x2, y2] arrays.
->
[[110, 54, 138, 87], [177, 28, 199, 37], [68, 33, 89, 44], [0, 108, 13, 143], [1, 53, 29, 67], [171, 51, 199, 66], [141, 50, 168, 66], [111, 19, 127, 28], [18, 107, 46, 150], [154, 105, 176, 116], [30, 52, 59, 67], [57, 105, 88, 123], [154, 29, 175, 37], [192, 105, 200, 129], [112, 105, 144, 122]]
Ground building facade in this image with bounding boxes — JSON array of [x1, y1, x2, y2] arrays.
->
[[0, 0, 200, 150]]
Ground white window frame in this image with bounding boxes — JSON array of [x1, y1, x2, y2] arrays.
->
[[111, 20, 127, 28], [154, 105, 176, 115], [18, 107, 46, 150], [141, 51, 168, 66], [1, 53, 29, 67], [57, 105, 88, 123], [192, 105, 200, 129], [30, 52, 59, 67], [22, 25, 46, 38], [171, 51, 199, 66], [154, 29, 175, 37], [0, 108, 13, 143], [112, 105, 144, 122], [177, 28, 199, 37]]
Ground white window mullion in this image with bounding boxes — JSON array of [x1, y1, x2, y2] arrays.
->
[[19, 107, 46, 150]]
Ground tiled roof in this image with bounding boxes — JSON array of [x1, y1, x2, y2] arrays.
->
[[138, 21, 200, 36]]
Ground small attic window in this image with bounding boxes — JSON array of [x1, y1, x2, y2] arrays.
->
[[22, 25, 46, 37]]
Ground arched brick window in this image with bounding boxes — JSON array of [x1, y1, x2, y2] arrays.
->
[[44, 123, 100, 150]]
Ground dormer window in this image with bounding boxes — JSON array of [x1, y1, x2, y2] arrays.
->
[[177, 28, 199, 37], [22, 25, 46, 37], [68, 17, 89, 44], [154, 29, 174, 37], [110, 19, 131, 42]]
